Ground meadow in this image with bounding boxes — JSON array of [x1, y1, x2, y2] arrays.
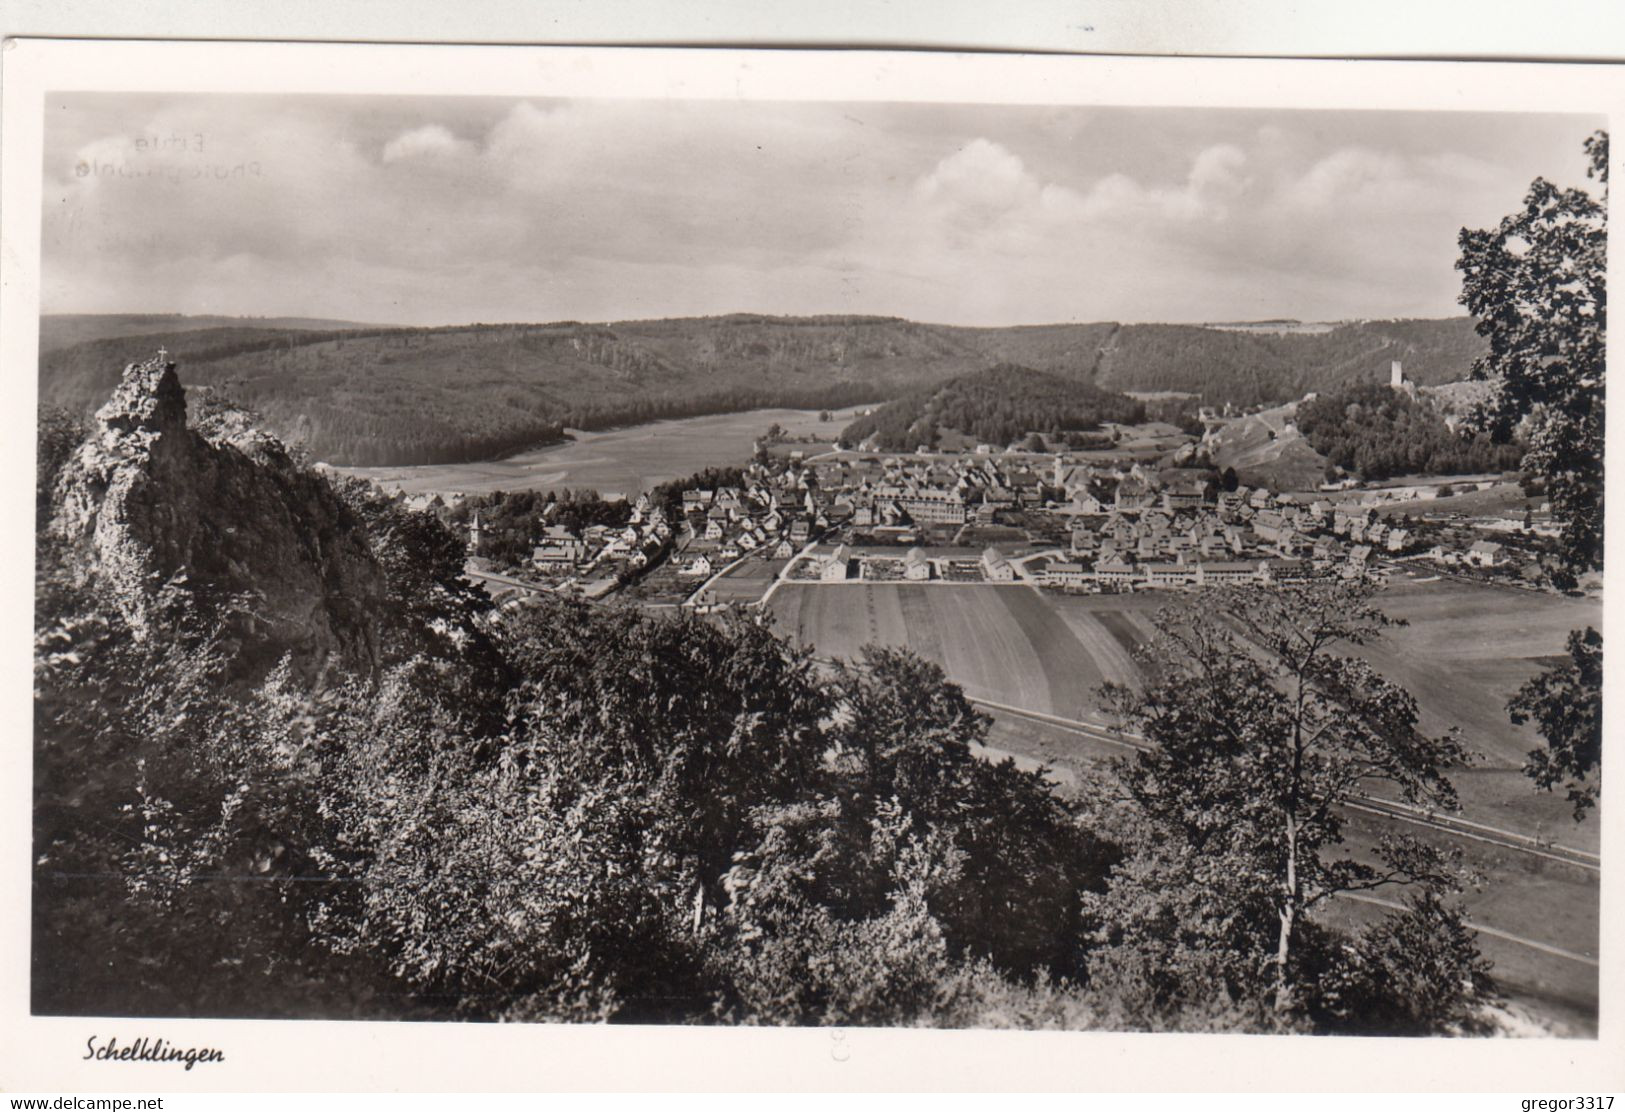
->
[[335, 405, 860, 497], [768, 573, 1602, 848], [769, 583, 1167, 721]]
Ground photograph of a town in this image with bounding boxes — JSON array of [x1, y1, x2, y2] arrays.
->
[[32, 85, 1605, 1038]]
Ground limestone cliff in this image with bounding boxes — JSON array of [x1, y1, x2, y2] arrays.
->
[[48, 352, 386, 678]]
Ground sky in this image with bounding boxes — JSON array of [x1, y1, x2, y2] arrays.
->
[[40, 94, 1605, 327]]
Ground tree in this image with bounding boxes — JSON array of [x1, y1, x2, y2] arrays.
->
[[1101, 582, 1475, 1017], [1458, 130, 1606, 817], [1023, 431, 1048, 453], [1458, 130, 1606, 582], [1510, 627, 1602, 820], [36, 406, 86, 528]]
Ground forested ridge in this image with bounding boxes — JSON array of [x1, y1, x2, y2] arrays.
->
[[839, 364, 1145, 450], [39, 313, 1485, 467]]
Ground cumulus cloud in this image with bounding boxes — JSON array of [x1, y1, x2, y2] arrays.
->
[[915, 139, 1044, 216], [381, 124, 477, 163], [38, 94, 1603, 326]]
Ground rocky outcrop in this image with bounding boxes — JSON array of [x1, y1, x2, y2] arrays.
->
[[49, 352, 386, 678]]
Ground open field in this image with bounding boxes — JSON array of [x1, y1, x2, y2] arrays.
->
[[706, 557, 791, 604], [770, 583, 1171, 721], [770, 573, 1601, 847], [335, 406, 860, 497]]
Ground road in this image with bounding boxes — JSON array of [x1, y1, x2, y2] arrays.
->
[[972, 695, 1597, 872]]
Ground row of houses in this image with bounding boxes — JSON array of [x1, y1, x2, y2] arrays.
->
[[1043, 556, 1325, 590]]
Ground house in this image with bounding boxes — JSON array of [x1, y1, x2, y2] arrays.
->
[[532, 528, 588, 566], [1070, 489, 1107, 515], [821, 545, 852, 582], [1161, 479, 1207, 512], [1114, 474, 1155, 511], [1142, 562, 1193, 589], [1094, 559, 1137, 587], [1252, 509, 1287, 541], [1265, 558, 1312, 583], [680, 554, 713, 578], [1044, 561, 1091, 588], [903, 547, 932, 581], [704, 519, 725, 540], [981, 546, 1014, 582], [899, 489, 967, 524], [1199, 560, 1262, 585], [773, 538, 796, 559], [1466, 540, 1506, 568]]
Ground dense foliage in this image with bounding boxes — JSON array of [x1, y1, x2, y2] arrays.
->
[[648, 466, 749, 518], [450, 488, 634, 566], [33, 395, 1499, 1031], [1097, 583, 1490, 1028], [1295, 384, 1524, 480], [1509, 627, 1602, 822], [1458, 131, 1606, 819], [1459, 131, 1607, 582], [838, 364, 1145, 450], [40, 314, 1484, 467]]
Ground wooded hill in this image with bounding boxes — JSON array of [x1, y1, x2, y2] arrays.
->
[[38, 313, 1486, 467], [1296, 383, 1525, 481], [838, 363, 1145, 450]]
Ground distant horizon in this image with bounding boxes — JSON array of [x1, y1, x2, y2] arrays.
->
[[40, 307, 1479, 332]]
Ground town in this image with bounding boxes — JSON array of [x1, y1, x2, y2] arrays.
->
[[431, 408, 1562, 613]]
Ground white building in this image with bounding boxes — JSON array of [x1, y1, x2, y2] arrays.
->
[[903, 547, 932, 581], [981, 546, 1014, 582], [821, 545, 852, 582]]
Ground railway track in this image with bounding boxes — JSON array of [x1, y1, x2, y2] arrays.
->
[[967, 695, 1601, 875]]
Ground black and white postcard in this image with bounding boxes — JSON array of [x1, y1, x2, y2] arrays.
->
[[1, 39, 1620, 1093]]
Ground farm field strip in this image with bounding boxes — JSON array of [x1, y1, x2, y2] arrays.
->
[[926, 588, 1051, 712], [773, 584, 1144, 720], [1050, 607, 1139, 690], [997, 587, 1107, 719], [894, 586, 950, 670], [770, 579, 1599, 845]]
